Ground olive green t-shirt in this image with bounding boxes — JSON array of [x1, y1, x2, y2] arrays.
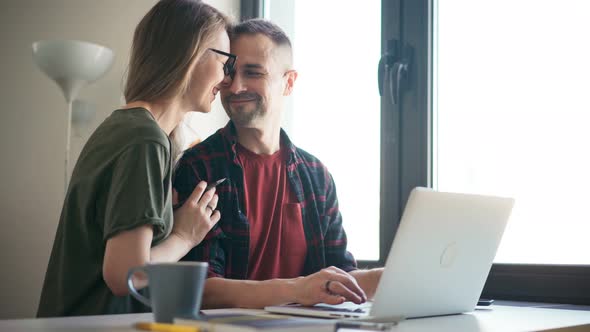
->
[[37, 108, 173, 317]]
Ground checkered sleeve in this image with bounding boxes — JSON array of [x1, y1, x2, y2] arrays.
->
[[322, 170, 358, 272]]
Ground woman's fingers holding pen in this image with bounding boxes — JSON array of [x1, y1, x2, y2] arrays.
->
[[206, 194, 219, 214], [187, 181, 208, 208], [172, 181, 221, 247]]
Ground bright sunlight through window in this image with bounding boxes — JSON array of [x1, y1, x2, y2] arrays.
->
[[435, 0, 590, 264], [266, 0, 382, 260]]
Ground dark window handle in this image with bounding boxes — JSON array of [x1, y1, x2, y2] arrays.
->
[[390, 61, 409, 105], [378, 40, 412, 105], [378, 39, 398, 98]]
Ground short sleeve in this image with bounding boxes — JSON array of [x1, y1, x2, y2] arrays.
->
[[103, 141, 171, 242]]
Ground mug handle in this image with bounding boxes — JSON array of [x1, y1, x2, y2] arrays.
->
[[127, 266, 151, 307]]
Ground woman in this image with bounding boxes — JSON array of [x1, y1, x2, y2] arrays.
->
[[37, 0, 235, 317]]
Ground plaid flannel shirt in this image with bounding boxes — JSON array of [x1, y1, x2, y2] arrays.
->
[[173, 122, 357, 279]]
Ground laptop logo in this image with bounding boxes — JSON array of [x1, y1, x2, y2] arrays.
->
[[440, 242, 458, 268]]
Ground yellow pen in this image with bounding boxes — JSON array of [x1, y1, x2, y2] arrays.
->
[[134, 322, 202, 332]]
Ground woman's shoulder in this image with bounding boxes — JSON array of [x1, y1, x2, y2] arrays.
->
[[99, 108, 169, 148]]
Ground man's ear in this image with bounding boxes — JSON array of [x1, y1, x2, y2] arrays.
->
[[283, 70, 298, 96]]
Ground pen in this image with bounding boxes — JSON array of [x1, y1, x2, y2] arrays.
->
[[134, 322, 202, 332], [205, 178, 227, 191]]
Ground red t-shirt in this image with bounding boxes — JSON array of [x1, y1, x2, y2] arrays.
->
[[237, 143, 307, 280]]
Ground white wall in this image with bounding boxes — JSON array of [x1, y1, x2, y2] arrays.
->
[[0, 0, 238, 319]]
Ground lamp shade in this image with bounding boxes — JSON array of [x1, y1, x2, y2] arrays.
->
[[32, 40, 114, 102]]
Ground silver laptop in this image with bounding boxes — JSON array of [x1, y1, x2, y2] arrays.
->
[[265, 187, 514, 319]]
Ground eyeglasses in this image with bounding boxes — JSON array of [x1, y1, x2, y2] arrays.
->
[[209, 48, 237, 78]]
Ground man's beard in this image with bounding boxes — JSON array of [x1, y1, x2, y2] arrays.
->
[[224, 93, 265, 127]]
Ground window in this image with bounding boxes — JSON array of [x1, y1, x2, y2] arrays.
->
[[424, 0, 589, 303], [435, 0, 590, 266], [263, 0, 382, 261]]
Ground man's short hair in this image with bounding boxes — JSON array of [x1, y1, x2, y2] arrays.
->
[[231, 19, 292, 49]]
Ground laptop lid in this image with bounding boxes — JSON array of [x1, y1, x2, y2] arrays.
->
[[266, 187, 514, 319], [370, 187, 514, 318]]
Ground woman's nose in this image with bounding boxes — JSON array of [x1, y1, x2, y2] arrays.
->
[[219, 74, 232, 88]]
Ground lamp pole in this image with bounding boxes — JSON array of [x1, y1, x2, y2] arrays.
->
[[65, 99, 73, 192]]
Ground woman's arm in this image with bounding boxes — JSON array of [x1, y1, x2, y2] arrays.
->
[[103, 182, 220, 296], [103, 225, 158, 296]]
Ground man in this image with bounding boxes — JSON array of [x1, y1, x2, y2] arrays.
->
[[173, 19, 382, 309]]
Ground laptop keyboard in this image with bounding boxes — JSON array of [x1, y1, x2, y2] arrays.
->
[[314, 305, 367, 313]]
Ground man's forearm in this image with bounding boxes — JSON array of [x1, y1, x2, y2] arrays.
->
[[349, 268, 384, 300], [202, 277, 300, 309]]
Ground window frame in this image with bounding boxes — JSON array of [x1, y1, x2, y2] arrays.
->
[[357, 0, 433, 269], [240, 0, 264, 20]]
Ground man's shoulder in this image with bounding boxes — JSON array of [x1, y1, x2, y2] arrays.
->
[[173, 130, 229, 195], [292, 146, 328, 170], [178, 129, 227, 165], [295, 146, 320, 160]]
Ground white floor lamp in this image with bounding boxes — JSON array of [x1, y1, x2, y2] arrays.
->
[[32, 40, 114, 193]]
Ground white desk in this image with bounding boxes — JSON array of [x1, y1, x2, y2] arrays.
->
[[1, 305, 589, 332]]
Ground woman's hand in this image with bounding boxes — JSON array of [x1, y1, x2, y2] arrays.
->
[[292, 266, 367, 306], [172, 181, 221, 248]]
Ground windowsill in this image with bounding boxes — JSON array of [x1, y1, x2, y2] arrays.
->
[[495, 300, 590, 311]]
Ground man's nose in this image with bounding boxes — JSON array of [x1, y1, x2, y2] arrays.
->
[[226, 72, 246, 94]]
